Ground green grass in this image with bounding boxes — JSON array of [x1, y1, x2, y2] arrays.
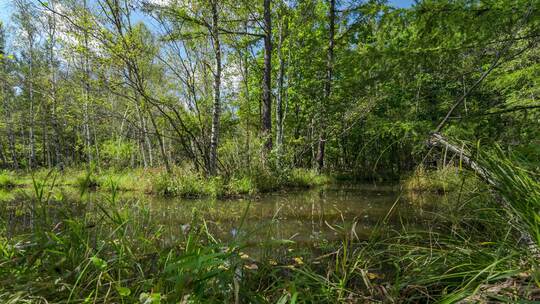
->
[[284, 168, 330, 188], [478, 146, 540, 247], [227, 176, 257, 196], [402, 165, 479, 193], [0, 171, 17, 189], [151, 167, 329, 198], [3, 166, 329, 199], [1, 153, 538, 302]]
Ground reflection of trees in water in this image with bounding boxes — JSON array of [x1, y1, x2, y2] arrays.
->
[[3, 185, 438, 246]]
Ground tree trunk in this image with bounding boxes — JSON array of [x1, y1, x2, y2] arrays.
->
[[83, 0, 92, 166], [276, 15, 287, 167], [317, 0, 335, 172], [7, 115, 18, 169], [261, 0, 273, 154], [0, 139, 7, 168], [29, 47, 36, 169], [209, 0, 221, 176], [147, 106, 171, 174], [48, 10, 63, 169], [135, 99, 148, 168]]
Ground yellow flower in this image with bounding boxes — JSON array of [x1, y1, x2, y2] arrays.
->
[[268, 259, 278, 266], [293, 257, 304, 265], [240, 253, 250, 260]]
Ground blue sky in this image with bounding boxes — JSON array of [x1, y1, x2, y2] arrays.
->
[[0, 0, 12, 25], [388, 0, 414, 8], [0, 0, 414, 27]]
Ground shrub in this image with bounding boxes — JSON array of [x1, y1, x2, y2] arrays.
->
[[152, 171, 178, 197], [249, 166, 282, 193]]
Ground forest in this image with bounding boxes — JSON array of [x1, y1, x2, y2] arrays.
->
[[0, 0, 539, 302]]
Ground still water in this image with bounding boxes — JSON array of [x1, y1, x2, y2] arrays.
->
[[3, 183, 438, 245], [128, 183, 435, 245]]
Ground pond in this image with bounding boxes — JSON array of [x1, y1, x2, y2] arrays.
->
[[2, 183, 440, 248]]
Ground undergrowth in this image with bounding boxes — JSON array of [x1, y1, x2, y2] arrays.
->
[[0, 147, 539, 302], [402, 164, 479, 193]]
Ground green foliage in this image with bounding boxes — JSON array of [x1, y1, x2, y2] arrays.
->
[[152, 167, 210, 198], [74, 170, 100, 191], [479, 147, 540, 247], [285, 168, 329, 188], [0, 171, 17, 189], [228, 176, 256, 196], [100, 139, 135, 168], [403, 165, 478, 193], [151, 166, 328, 198]]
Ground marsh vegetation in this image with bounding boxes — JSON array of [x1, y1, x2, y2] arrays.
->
[[0, 0, 539, 302]]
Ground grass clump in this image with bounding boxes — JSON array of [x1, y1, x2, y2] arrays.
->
[[152, 168, 212, 198], [227, 176, 257, 196], [285, 168, 329, 188], [151, 167, 329, 198], [97, 168, 149, 192], [403, 165, 477, 193], [74, 170, 100, 191], [0, 171, 17, 189], [479, 147, 540, 247]]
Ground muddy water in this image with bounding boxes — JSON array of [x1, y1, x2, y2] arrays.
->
[[2, 183, 439, 246], [138, 183, 435, 245]]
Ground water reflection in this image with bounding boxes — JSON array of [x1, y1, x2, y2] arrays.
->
[[2, 183, 440, 245], [139, 183, 430, 244]]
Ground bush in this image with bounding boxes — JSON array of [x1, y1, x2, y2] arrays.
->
[[249, 166, 282, 193], [207, 176, 225, 198]]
